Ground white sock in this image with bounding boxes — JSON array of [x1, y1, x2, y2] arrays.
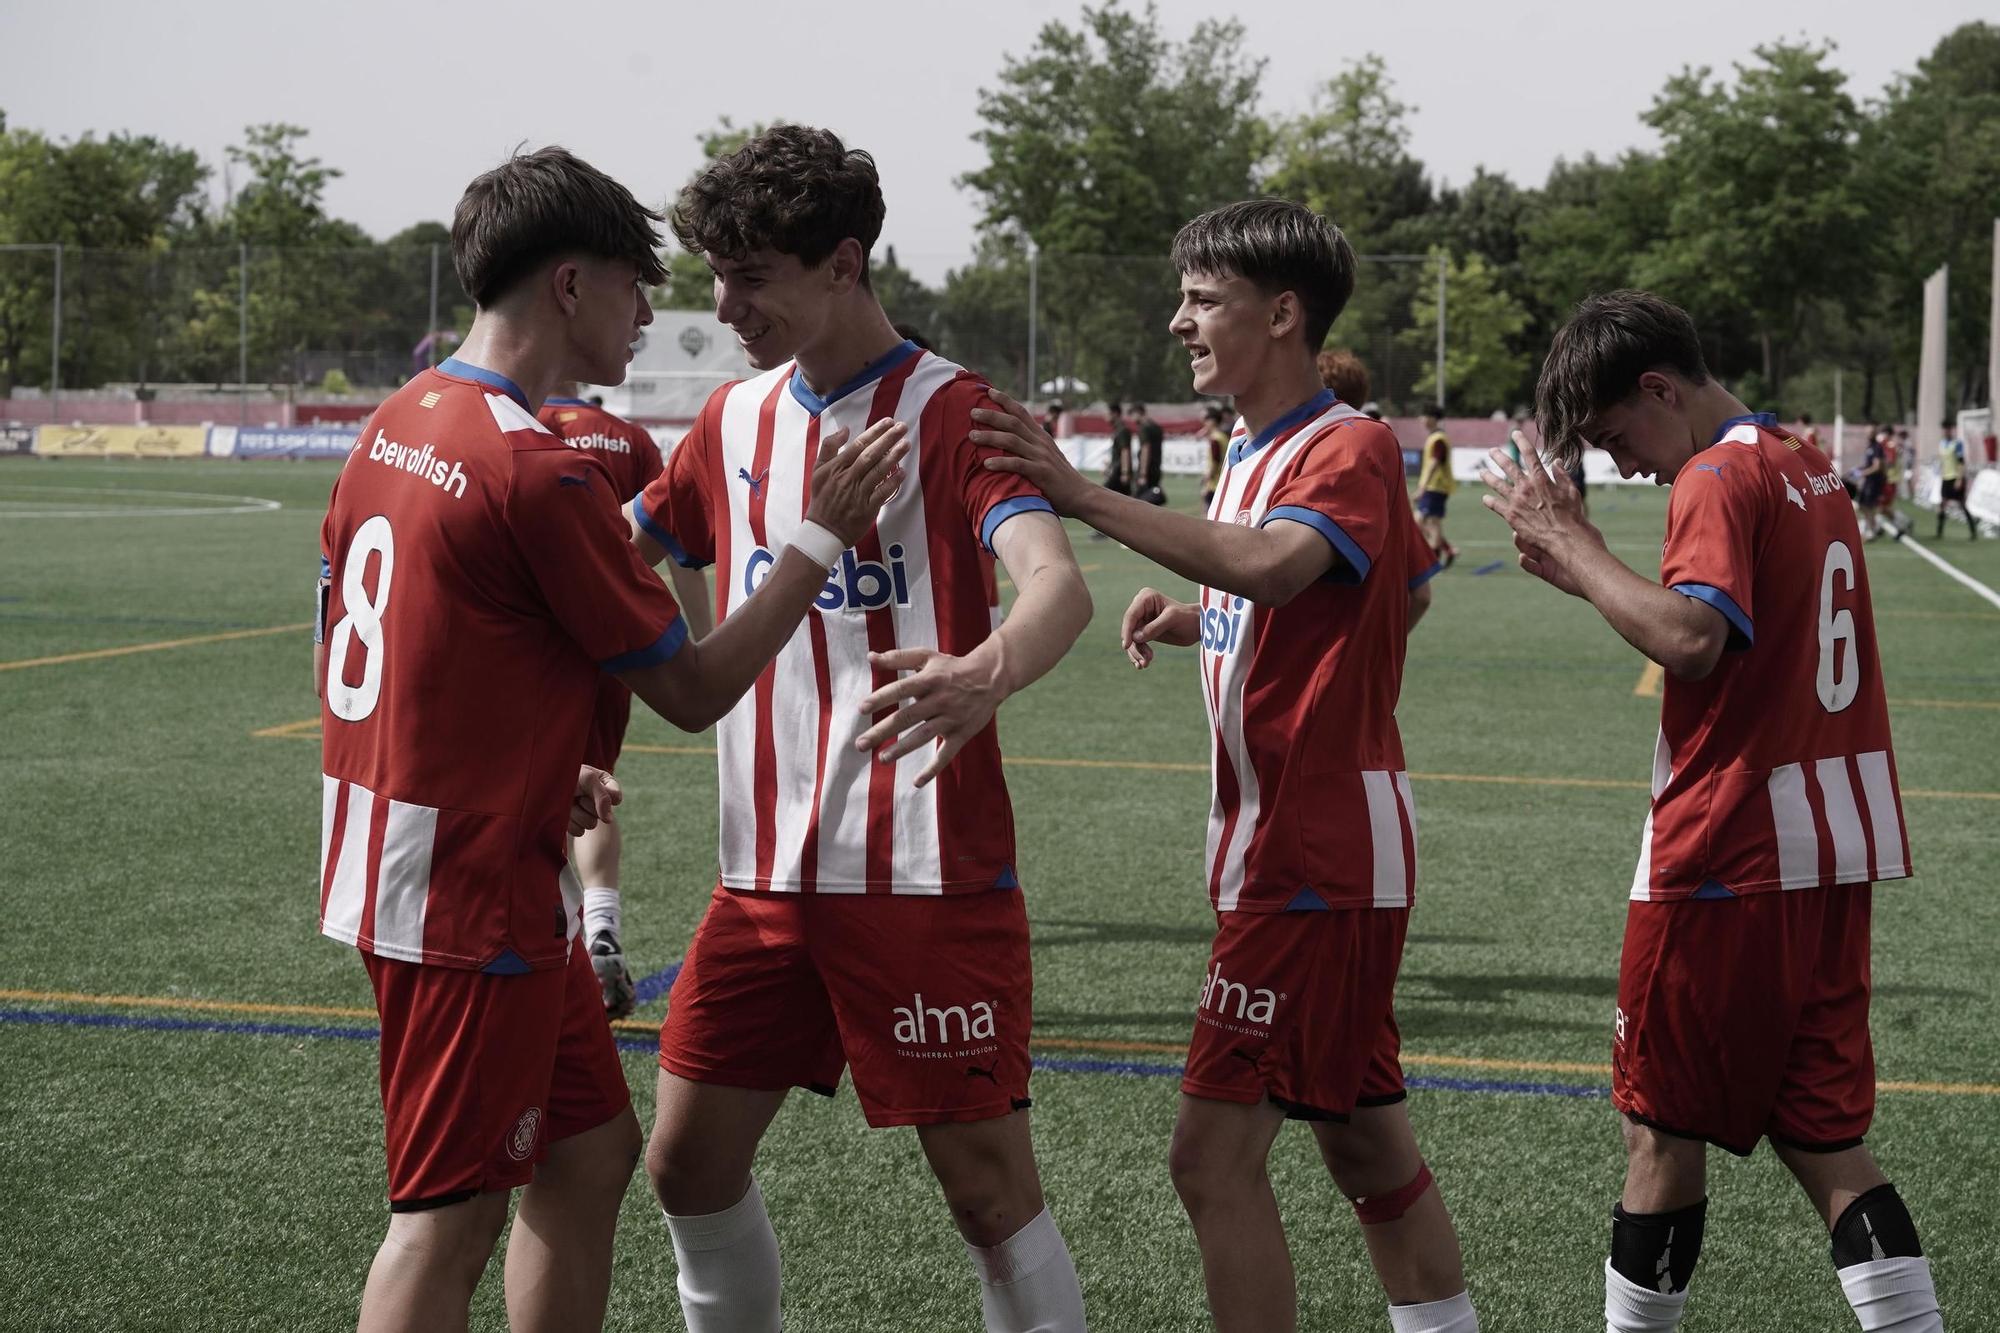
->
[[964, 1207, 1085, 1333], [1390, 1289, 1479, 1332], [583, 886, 621, 941], [1605, 1258, 1689, 1332], [663, 1178, 781, 1333], [1839, 1256, 1943, 1331]]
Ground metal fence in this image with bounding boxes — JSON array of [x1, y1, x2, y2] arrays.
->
[[0, 243, 1446, 422]]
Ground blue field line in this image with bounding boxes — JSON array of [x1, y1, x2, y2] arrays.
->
[[0, 1006, 1614, 1103], [1472, 560, 1505, 576], [632, 961, 682, 1005]]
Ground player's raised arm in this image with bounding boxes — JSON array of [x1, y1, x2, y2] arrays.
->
[[973, 391, 1343, 606], [616, 419, 906, 731]]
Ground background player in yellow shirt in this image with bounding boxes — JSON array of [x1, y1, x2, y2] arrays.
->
[[1415, 405, 1457, 567]]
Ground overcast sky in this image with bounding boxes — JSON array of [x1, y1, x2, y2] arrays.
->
[[2, 0, 1988, 282]]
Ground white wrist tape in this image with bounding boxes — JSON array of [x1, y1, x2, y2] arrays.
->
[[789, 521, 845, 570]]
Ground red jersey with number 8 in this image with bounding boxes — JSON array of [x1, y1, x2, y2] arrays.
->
[[318, 359, 685, 971], [1632, 414, 1911, 901]]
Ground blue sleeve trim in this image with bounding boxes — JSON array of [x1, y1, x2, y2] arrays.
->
[[600, 617, 689, 674], [1408, 559, 1443, 589], [1672, 582, 1753, 649], [1262, 505, 1371, 584], [979, 495, 1057, 554], [632, 496, 705, 569], [319, 553, 331, 578]]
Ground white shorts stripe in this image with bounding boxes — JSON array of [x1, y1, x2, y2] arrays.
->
[[1363, 771, 1407, 907], [1856, 750, 1906, 879], [1767, 763, 1820, 888], [371, 798, 437, 960], [319, 774, 340, 893], [1814, 757, 1870, 884], [1393, 771, 1418, 906], [1628, 810, 1657, 901]]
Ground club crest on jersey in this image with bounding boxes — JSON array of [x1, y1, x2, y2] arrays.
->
[[743, 542, 913, 613], [892, 993, 997, 1045], [1199, 963, 1279, 1025], [1200, 596, 1248, 655], [506, 1106, 542, 1161]]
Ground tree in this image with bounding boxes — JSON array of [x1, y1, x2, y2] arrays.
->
[[1265, 55, 1433, 253], [961, 3, 1268, 399], [1637, 42, 1870, 403], [1403, 249, 1531, 413]]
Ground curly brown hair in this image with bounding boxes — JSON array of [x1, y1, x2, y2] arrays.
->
[[1315, 348, 1371, 405], [672, 125, 885, 284], [451, 146, 666, 308]]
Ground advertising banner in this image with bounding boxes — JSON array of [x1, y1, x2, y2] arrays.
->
[[221, 426, 360, 459], [32, 425, 208, 458]]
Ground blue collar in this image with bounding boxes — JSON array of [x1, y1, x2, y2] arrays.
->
[[439, 358, 531, 412], [1711, 412, 1777, 445], [1229, 389, 1339, 467], [545, 396, 593, 408], [788, 340, 921, 416]]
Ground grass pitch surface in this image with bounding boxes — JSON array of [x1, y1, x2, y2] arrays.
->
[[2, 457, 1995, 1330]]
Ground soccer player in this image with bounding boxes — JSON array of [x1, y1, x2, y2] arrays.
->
[[624, 126, 1093, 1333], [1882, 428, 1908, 536], [1857, 428, 1887, 538], [1199, 402, 1228, 508], [316, 146, 906, 1333], [538, 386, 715, 1016], [1936, 428, 1977, 539], [974, 198, 1474, 1333], [1481, 290, 1941, 1333], [1315, 346, 1371, 406], [1415, 405, 1458, 567]]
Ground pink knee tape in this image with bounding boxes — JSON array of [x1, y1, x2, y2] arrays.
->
[[1351, 1161, 1433, 1225]]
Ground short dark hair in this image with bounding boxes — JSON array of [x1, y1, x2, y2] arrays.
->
[[1125, 401, 1147, 415], [1424, 403, 1445, 419], [451, 146, 666, 308], [1171, 199, 1356, 350], [1799, 412, 1813, 424], [1315, 348, 1371, 404], [1535, 289, 1710, 468], [672, 125, 885, 284]]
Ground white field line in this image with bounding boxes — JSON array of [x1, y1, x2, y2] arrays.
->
[[1891, 532, 2000, 613]]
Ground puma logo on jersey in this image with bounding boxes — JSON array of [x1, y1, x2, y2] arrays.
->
[[557, 474, 591, 489], [1783, 476, 1807, 510], [1694, 462, 1726, 479], [738, 466, 768, 495], [366, 429, 467, 499], [966, 1062, 999, 1083]]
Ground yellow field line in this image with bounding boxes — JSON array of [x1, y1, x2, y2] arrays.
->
[[8, 986, 1992, 1096], [251, 722, 2000, 801], [0, 622, 310, 672], [1633, 662, 1664, 698]]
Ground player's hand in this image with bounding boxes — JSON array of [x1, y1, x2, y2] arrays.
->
[[1121, 588, 1198, 668], [971, 389, 1092, 514], [805, 419, 910, 547], [570, 765, 622, 837], [1480, 431, 1602, 598], [854, 646, 1007, 787]]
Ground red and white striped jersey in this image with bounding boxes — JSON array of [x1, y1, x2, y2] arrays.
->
[[1632, 413, 1911, 901], [319, 359, 685, 970], [537, 396, 664, 504], [632, 340, 1053, 895], [1201, 390, 1441, 913]]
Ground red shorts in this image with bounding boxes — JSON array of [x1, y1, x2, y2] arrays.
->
[[581, 677, 634, 773], [365, 940, 631, 1210], [1614, 883, 1874, 1157], [1182, 907, 1408, 1120], [660, 886, 1033, 1127]]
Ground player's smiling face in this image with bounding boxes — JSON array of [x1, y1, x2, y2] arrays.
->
[[1169, 270, 1281, 398], [708, 249, 836, 370]]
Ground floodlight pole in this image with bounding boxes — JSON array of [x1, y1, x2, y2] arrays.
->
[[239, 242, 250, 426], [1026, 237, 1038, 401], [428, 244, 441, 369], [51, 243, 62, 421], [1435, 252, 1448, 413]]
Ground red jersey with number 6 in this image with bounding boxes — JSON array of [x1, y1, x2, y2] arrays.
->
[[1632, 413, 1910, 901], [318, 359, 685, 971]]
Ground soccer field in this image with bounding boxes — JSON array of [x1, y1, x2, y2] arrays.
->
[[2, 457, 1995, 1331]]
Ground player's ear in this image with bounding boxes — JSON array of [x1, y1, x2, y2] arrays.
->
[[551, 259, 584, 317], [1268, 290, 1301, 342], [827, 238, 866, 295]]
